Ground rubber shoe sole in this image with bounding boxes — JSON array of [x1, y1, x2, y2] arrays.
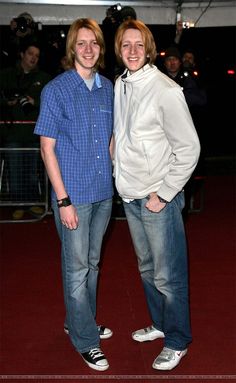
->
[[132, 325, 165, 342], [152, 347, 188, 370], [97, 325, 113, 339]]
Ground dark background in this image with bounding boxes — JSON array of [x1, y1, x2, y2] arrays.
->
[[0, 24, 235, 160], [151, 25, 236, 159]]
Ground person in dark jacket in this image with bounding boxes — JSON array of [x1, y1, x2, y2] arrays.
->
[[163, 46, 207, 209], [163, 46, 207, 109], [0, 38, 51, 218]]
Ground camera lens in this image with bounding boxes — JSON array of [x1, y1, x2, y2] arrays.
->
[[14, 17, 28, 33], [19, 96, 33, 114]]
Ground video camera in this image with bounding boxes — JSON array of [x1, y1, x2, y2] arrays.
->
[[13, 17, 33, 33], [103, 3, 136, 26], [106, 3, 122, 18], [12, 13, 36, 35]]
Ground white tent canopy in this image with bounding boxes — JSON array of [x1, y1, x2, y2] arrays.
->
[[0, 0, 235, 26]]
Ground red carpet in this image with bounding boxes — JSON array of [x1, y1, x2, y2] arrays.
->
[[0, 175, 235, 382]]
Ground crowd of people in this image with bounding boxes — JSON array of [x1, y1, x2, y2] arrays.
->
[[1, 8, 206, 372]]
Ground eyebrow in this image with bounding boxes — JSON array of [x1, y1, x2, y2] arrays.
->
[[122, 40, 143, 43], [76, 38, 97, 41]]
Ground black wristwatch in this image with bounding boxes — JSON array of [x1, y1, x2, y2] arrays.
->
[[157, 195, 168, 204], [57, 196, 72, 208]]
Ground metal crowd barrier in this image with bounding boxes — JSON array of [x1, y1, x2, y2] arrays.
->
[[0, 147, 49, 223]]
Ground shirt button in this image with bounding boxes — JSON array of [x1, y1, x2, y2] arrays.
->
[[97, 155, 100, 159]]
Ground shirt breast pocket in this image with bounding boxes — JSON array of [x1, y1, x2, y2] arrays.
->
[[100, 105, 112, 114]]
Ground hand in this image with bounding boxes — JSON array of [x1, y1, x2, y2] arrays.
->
[[145, 192, 166, 213], [60, 204, 79, 230], [176, 20, 183, 34], [10, 18, 17, 31], [7, 99, 18, 106], [26, 95, 35, 105]]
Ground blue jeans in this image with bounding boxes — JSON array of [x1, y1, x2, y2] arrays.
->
[[123, 191, 192, 350], [53, 198, 112, 353]]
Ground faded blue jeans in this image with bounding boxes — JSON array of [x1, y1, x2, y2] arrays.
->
[[123, 191, 192, 351], [53, 198, 112, 353]]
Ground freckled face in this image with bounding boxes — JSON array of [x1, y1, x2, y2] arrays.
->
[[120, 28, 146, 73], [74, 27, 100, 75]]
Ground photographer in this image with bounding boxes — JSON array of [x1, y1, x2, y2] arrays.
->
[[163, 46, 207, 209], [102, 5, 137, 81], [1, 12, 37, 68], [0, 38, 51, 219]]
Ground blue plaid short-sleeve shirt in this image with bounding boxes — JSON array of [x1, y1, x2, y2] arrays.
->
[[34, 69, 114, 204]]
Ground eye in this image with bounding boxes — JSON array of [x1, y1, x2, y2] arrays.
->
[[77, 41, 85, 47]]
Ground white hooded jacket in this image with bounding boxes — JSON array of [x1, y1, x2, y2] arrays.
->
[[113, 63, 201, 202]]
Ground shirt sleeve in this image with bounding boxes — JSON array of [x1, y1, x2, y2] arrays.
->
[[34, 82, 61, 139]]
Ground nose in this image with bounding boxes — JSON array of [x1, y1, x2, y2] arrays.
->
[[129, 44, 137, 54], [31, 54, 38, 61], [85, 43, 92, 52]]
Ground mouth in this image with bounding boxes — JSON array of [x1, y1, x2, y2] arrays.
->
[[128, 57, 139, 62]]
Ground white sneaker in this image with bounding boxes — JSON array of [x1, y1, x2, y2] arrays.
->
[[132, 325, 165, 342], [152, 347, 188, 370]]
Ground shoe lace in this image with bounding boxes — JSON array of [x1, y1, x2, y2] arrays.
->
[[89, 348, 104, 359]]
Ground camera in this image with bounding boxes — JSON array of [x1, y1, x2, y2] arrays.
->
[[103, 4, 136, 26], [182, 21, 190, 29], [7, 93, 34, 114], [12, 13, 35, 34], [18, 96, 33, 114], [106, 3, 122, 18], [13, 17, 29, 33]]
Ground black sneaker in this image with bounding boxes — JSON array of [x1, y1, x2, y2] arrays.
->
[[97, 325, 113, 339], [64, 324, 113, 339], [81, 347, 109, 371]]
